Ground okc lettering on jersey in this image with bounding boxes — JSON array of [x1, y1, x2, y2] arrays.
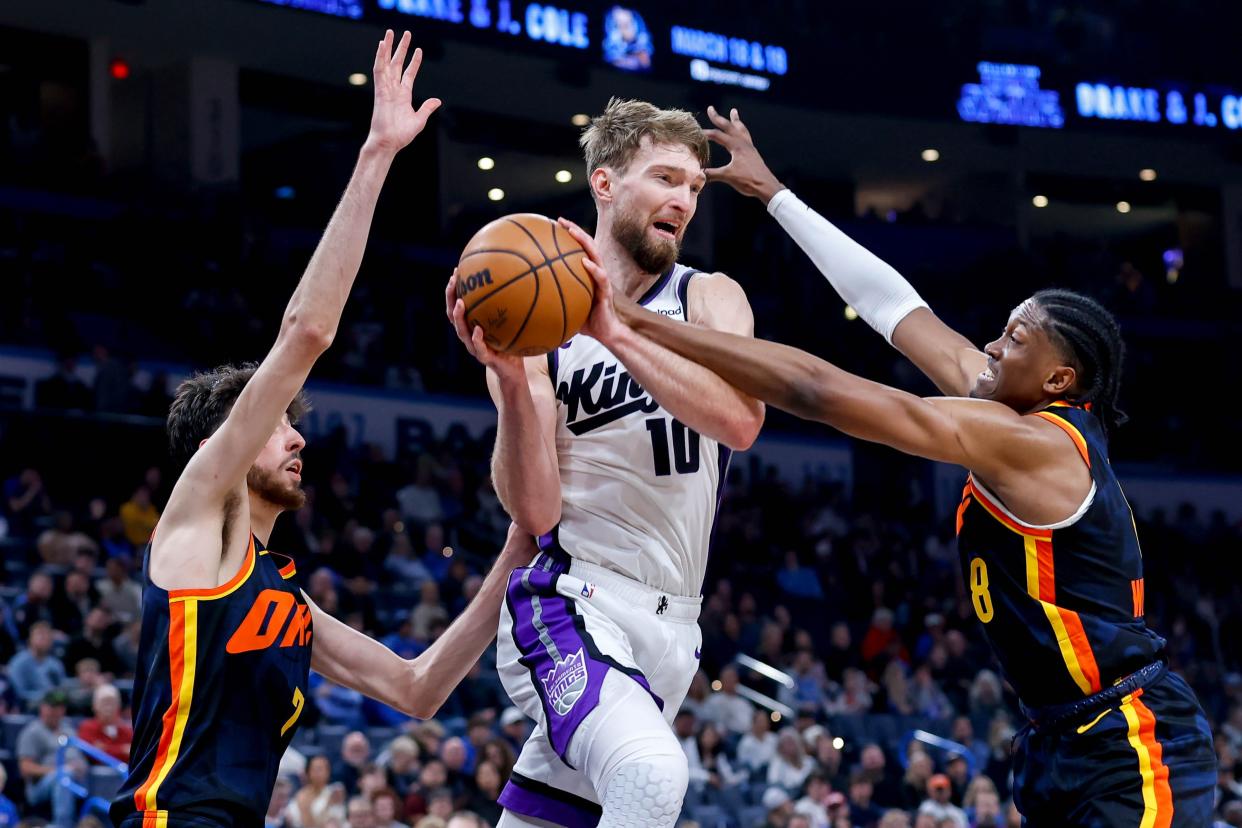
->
[[225, 589, 313, 654], [557, 360, 660, 435]]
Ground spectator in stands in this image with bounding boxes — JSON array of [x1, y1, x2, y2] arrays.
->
[[64, 607, 122, 676], [967, 671, 1003, 722], [38, 511, 98, 567], [782, 650, 829, 711], [738, 707, 778, 773], [882, 661, 915, 716], [847, 770, 884, 827], [384, 532, 432, 586], [919, 774, 967, 828], [0, 765, 19, 828], [769, 728, 814, 793], [794, 772, 832, 826], [410, 581, 448, 643], [788, 814, 813, 828], [822, 622, 858, 685], [683, 670, 711, 719], [95, 557, 141, 624], [858, 743, 903, 808], [701, 664, 755, 735], [964, 777, 1002, 827], [826, 668, 874, 716], [110, 619, 142, 676], [498, 706, 528, 754], [312, 674, 365, 730], [336, 732, 372, 796], [464, 761, 502, 825], [912, 664, 953, 720], [439, 738, 470, 804], [266, 777, 294, 828], [901, 751, 935, 811], [424, 789, 453, 823], [9, 622, 66, 708], [13, 572, 56, 640], [762, 786, 795, 828], [878, 810, 912, 828], [76, 683, 131, 763], [949, 716, 988, 773], [861, 608, 908, 672], [65, 657, 107, 715], [346, 795, 375, 828], [944, 754, 970, 804], [4, 467, 52, 538], [396, 468, 444, 527], [118, 485, 159, 547], [982, 719, 1016, 800], [17, 689, 80, 826], [404, 758, 447, 820], [777, 550, 824, 599], [287, 755, 344, 828], [480, 739, 515, 787], [370, 788, 404, 828], [412, 721, 445, 763], [378, 735, 421, 796], [50, 571, 95, 634]]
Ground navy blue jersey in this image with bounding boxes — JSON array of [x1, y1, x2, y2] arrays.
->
[[955, 402, 1164, 708], [111, 534, 313, 828]]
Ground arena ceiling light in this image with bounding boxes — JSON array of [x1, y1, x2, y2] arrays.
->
[[488, 188, 505, 202], [555, 169, 572, 183], [844, 306, 859, 321], [1116, 201, 1132, 213], [1032, 195, 1049, 208], [921, 148, 940, 162], [348, 73, 367, 86], [1139, 168, 1157, 181], [571, 113, 590, 126], [477, 157, 496, 171]]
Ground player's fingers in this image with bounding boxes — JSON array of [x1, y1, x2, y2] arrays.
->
[[445, 272, 458, 316], [558, 218, 601, 264], [401, 45, 423, 87], [391, 30, 412, 69], [580, 256, 610, 293], [703, 128, 729, 146], [704, 165, 730, 182], [731, 108, 752, 138], [374, 31, 392, 77], [415, 98, 442, 121], [706, 105, 732, 131], [451, 300, 475, 351], [470, 322, 493, 361]]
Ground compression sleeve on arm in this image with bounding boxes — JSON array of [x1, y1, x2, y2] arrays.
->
[[767, 188, 929, 344]]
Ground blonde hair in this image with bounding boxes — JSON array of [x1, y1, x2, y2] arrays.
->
[[579, 97, 710, 178]]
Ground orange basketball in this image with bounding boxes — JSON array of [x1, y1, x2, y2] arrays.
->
[[456, 213, 594, 356]]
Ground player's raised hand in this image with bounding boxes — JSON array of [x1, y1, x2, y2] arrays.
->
[[495, 522, 538, 568], [445, 271, 525, 377], [703, 106, 784, 203], [367, 30, 441, 154], [557, 218, 629, 342]]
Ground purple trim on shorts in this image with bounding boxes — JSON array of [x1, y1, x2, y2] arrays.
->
[[499, 773, 601, 828], [506, 555, 661, 762]]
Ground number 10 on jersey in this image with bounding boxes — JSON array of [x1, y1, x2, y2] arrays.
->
[[645, 417, 701, 476]]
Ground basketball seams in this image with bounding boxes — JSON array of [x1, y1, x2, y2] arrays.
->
[[546, 219, 570, 345], [504, 263, 543, 352]]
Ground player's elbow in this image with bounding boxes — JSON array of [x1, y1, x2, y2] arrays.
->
[[404, 662, 445, 721], [721, 404, 764, 451], [282, 316, 336, 355], [511, 501, 561, 538]]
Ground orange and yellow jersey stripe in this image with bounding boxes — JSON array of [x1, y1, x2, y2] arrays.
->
[[955, 402, 1165, 708], [110, 534, 313, 828]]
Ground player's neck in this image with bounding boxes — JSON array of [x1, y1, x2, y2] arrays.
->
[[594, 229, 666, 301], [248, 493, 280, 547]]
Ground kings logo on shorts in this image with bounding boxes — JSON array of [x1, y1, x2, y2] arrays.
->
[[542, 647, 589, 716]]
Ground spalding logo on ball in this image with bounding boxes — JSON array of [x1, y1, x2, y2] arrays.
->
[[457, 213, 594, 356]]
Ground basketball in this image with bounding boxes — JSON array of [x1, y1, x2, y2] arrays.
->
[[456, 213, 594, 356]]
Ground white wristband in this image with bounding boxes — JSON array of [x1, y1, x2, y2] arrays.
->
[[767, 189, 928, 344]]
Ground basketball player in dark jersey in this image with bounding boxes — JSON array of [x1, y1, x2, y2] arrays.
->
[[110, 33, 535, 828], [556, 109, 1217, 827]]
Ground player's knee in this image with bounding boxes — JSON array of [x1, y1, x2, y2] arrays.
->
[[600, 750, 688, 826]]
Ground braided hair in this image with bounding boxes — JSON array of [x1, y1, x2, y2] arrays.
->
[[1032, 289, 1128, 434]]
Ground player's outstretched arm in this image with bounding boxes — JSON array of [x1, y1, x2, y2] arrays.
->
[[169, 31, 440, 513], [703, 105, 985, 397], [614, 292, 1066, 484], [307, 524, 536, 720], [558, 221, 765, 452], [446, 276, 562, 535]]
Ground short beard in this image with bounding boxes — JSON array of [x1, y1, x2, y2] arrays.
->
[[612, 201, 679, 275], [247, 465, 306, 511]]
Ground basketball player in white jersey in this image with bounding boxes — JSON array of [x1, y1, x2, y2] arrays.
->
[[445, 98, 765, 827]]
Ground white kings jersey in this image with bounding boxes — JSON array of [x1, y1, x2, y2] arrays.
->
[[546, 263, 730, 597]]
